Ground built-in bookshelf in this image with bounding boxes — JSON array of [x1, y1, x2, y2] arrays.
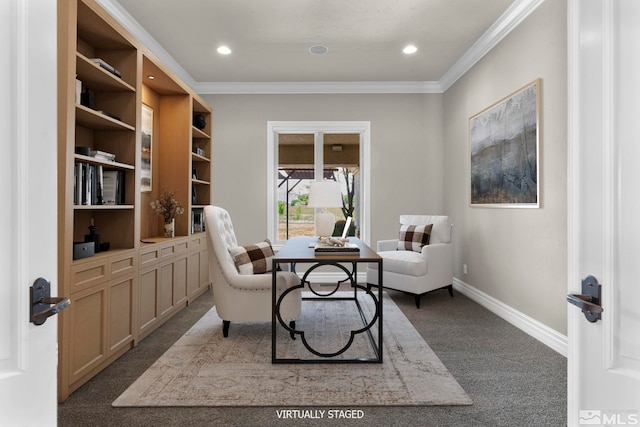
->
[[69, 0, 138, 251], [190, 97, 212, 233], [57, 0, 212, 402]]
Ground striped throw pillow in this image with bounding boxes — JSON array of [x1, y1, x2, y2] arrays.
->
[[229, 240, 275, 275], [397, 224, 433, 252]]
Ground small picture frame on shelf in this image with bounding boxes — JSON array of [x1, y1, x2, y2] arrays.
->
[[191, 208, 204, 233], [140, 104, 153, 192]]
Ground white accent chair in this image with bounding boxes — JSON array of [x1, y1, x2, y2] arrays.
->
[[204, 205, 301, 337], [366, 215, 454, 308]]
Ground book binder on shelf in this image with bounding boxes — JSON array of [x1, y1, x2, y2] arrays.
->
[[75, 164, 124, 206], [74, 163, 106, 206]]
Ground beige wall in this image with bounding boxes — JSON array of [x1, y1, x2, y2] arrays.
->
[[443, 0, 567, 333], [201, 93, 445, 246], [200, 0, 568, 336]]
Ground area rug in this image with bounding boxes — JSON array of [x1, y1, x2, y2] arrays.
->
[[112, 292, 472, 407]]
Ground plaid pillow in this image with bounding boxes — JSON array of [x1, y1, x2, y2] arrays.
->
[[229, 239, 275, 275], [397, 224, 433, 252]]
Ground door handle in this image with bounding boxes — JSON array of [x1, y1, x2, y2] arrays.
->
[[30, 277, 71, 325], [567, 275, 602, 323]]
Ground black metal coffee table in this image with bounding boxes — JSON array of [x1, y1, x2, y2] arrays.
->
[[271, 237, 383, 363]]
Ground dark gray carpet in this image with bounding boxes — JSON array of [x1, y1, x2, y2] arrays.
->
[[57, 286, 567, 426]]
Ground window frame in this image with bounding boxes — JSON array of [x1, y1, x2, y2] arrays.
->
[[267, 121, 371, 248]]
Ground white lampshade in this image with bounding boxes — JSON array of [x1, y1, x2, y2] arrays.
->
[[307, 181, 342, 237], [307, 181, 342, 208]]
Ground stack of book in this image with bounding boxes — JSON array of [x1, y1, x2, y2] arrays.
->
[[91, 150, 115, 162], [90, 58, 122, 78], [314, 242, 360, 256]]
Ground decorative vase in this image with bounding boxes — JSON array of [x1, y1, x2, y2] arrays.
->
[[164, 219, 175, 238]]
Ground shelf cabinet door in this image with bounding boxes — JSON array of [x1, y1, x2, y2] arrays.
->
[[173, 255, 188, 307], [68, 285, 107, 384], [187, 251, 201, 299], [158, 262, 174, 317], [108, 275, 135, 353], [67, 272, 135, 387], [70, 257, 108, 294], [138, 267, 158, 335], [188, 237, 210, 300]]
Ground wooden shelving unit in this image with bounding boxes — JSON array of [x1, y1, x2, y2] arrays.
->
[[190, 97, 212, 234], [57, 0, 212, 402]]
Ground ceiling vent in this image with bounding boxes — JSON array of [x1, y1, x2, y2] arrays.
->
[[309, 45, 329, 55]]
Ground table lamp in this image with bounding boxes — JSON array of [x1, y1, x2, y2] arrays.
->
[[307, 181, 342, 238]]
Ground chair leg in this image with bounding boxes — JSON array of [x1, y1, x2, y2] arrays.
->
[[289, 321, 296, 340], [414, 294, 421, 309], [447, 284, 454, 297], [223, 320, 230, 337]]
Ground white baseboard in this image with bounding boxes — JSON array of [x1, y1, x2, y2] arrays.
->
[[301, 273, 567, 356], [453, 277, 567, 357]]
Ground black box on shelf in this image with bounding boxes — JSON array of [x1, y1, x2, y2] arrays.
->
[[73, 241, 95, 260], [80, 89, 94, 109], [75, 146, 91, 156]]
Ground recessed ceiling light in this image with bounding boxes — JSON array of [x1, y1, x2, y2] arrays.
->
[[147, 75, 155, 80], [217, 46, 232, 55], [403, 45, 418, 54], [309, 45, 329, 55]]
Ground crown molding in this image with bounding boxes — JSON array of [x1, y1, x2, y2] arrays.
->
[[194, 81, 443, 95], [96, 0, 197, 89], [98, 0, 543, 95], [438, 0, 545, 92]]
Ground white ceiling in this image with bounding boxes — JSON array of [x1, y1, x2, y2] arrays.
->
[[101, 0, 542, 93]]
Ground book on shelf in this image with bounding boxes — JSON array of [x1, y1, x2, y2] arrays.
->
[[75, 78, 82, 104], [74, 163, 104, 205], [98, 110, 122, 122], [89, 58, 122, 78], [102, 170, 125, 205]]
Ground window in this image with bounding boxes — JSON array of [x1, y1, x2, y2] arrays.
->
[[267, 121, 371, 246]]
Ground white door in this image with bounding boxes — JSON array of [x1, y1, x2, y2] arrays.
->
[[0, 0, 60, 425], [568, 0, 640, 426]]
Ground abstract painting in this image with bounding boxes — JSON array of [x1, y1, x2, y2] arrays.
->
[[469, 79, 540, 207]]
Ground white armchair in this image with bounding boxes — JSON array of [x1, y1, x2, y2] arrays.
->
[[204, 205, 301, 337], [366, 215, 454, 308]]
